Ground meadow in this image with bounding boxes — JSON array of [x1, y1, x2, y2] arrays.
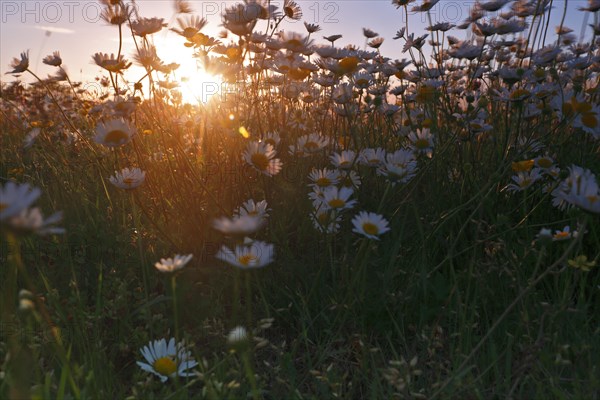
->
[[1, 0, 599, 398]]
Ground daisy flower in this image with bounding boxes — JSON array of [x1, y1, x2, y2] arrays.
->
[[92, 52, 131, 73], [504, 169, 543, 192], [42, 51, 62, 67], [95, 119, 135, 147], [330, 150, 357, 169], [408, 128, 435, 158], [216, 241, 274, 269], [559, 166, 600, 213], [552, 226, 575, 241], [227, 326, 249, 344], [236, 199, 270, 219], [337, 170, 361, 189], [0, 181, 41, 221], [310, 209, 342, 234], [155, 254, 193, 273], [213, 214, 264, 236], [308, 168, 339, 189], [23, 128, 41, 149], [130, 17, 165, 37], [322, 186, 356, 211], [289, 133, 329, 157], [137, 338, 198, 382], [359, 147, 386, 167], [261, 131, 281, 148], [352, 211, 391, 240], [243, 141, 283, 177], [377, 150, 418, 185], [7, 207, 64, 235], [109, 167, 146, 189], [7, 51, 29, 74]]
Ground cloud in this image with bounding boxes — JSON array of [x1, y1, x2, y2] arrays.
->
[[35, 26, 75, 34]]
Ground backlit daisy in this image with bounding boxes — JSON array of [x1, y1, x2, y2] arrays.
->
[[505, 169, 543, 192], [236, 199, 270, 219], [352, 211, 391, 240], [243, 141, 282, 176], [0, 181, 41, 221], [7, 207, 64, 235], [308, 168, 339, 189], [109, 167, 145, 189], [155, 254, 193, 273], [92, 53, 131, 73], [359, 148, 386, 167], [95, 119, 135, 147], [7, 51, 29, 74], [559, 166, 600, 213], [216, 241, 274, 269], [337, 170, 362, 189], [310, 208, 342, 233], [408, 128, 435, 158], [377, 150, 418, 185], [289, 133, 329, 157], [137, 338, 198, 382], [330, 150, 357, 169], [213, 214, 265, 236], [322, 186, 356, 211]]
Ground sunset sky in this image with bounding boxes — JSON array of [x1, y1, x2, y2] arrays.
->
[[0, 1, 588, 102]]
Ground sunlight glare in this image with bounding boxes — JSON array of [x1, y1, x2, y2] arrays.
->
[[154, 36, 223, 105]]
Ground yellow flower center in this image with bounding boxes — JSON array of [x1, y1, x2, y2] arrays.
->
[[536, 158, 553, 169], [519, 178, 532, 188], [182, 27, 197, 38], [415, 138, 430, 149], [250, 153, 269, 171], [0, 203, 7, 212], [328, 199, 345, 208], [284, 6, 296, 18], [510, 88, 530, 100], [304, 141, 319, 152], [362, 222, 379, 236], [587, 195, 598, 204], [286, 39, 303, 48], [553, 231, 569, 240], [123, 178, 135, 187], [316, 177, 331, 187], [581, 113, 597, 128], [153, 357, 177, 377], [511, 160, 534, 172], [339, 57, 359, 73], [104, 129, 128, 145], [562, 102, 574, 117], [238, 254, 256, 266], [317, 212, 330, 224]]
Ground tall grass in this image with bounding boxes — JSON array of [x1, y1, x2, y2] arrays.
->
[[1, 0, 599, 398]]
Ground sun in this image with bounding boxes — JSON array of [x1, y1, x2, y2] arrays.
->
[[178, 67, 223, 105], [152, 36, 223, 105]]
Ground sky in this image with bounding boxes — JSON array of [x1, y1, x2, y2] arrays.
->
[[0, 0, 591, 103]]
